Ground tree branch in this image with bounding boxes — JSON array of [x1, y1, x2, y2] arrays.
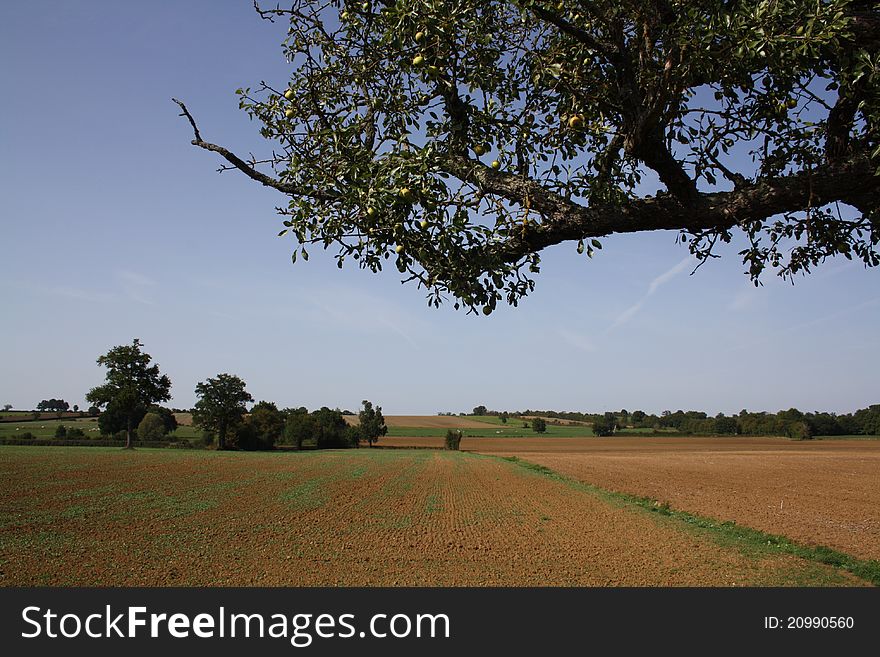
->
[[173, 98, 334, 200], [442, 154, 878, 263], [825, 83, 863, 161], [527, 5, 618, 61]]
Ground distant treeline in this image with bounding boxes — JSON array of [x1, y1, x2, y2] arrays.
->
[[474, 406, 880, 438], [118, 404, 364, 451]]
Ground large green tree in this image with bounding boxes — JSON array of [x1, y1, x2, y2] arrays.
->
[[312, 406, 356, 448], [357, 399, 388, 447], [176, 1, 879, 313], [37, 399, 69, 412], [192, 373, 254, 450], [247, 400, 286, 447], [86, 339, 172, 449], [283, 407, 315, 450]]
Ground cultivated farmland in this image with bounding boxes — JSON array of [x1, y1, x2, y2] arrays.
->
[[0, 446, 869, 586], [470, 437, 880, 562]]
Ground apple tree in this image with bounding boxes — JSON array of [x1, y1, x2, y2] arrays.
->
[[175, 0, 880, 314]]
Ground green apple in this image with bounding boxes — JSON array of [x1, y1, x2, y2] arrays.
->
[[284, 108, 295, 118], [491, 160, 501, 170], [366, 207, 377, 219], [395, 245, 405, 254], [284, 89, 295, 100], [568, 115, 583, 129], [412, 54, 425, 67], [415, 31, 425, 42], [399, 187, 414, 202], [420, 220, 429, 229]]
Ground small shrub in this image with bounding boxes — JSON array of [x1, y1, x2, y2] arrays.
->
[[787, 421, 813, 441], [19, 431, 35, 440], [229, 421, 276, 451], [67, 427, 85, 439], [346, 425, 362, 448], [592, 416, 615, 437], [137, 412, 166, 442], [54, 425, 67, 438], [444, 429, 462, 451], [532, 418, 547, 433]]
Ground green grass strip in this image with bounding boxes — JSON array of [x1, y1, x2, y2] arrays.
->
[[498, 455, 880, 586]]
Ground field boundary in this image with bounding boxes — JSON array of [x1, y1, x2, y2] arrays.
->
[[0, 438, 197, 448], [494, 455, 880, 586]]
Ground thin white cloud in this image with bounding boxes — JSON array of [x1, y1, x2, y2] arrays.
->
[[557, 328, 596, 353], [815, 260, 859, 280], [607, 256, 691, 331], [0, 279, 115, 303], [609, 300, 646, 329], [294, 285, 423, 348], [117, 270, 156, 287], [49, 286, 115, 303], [776, 298, 880, 335], [648, 257, 691, 295], [116, 270, 156, 305], [726, 297, 880, 352], [727, 284, 760, 312]]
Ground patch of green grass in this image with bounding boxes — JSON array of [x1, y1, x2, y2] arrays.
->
[[425, 493, 442, 514], [0, 503, 91, 530], [0, 530, 70, 552], [0, 418, 202, 442], [386, 424, 594, 438], [503, 457, 556, 476], [280, 477, 329, 511], [111, 488, 221, 518], [498, 455, 880, 586], [383, 514, 413, 529], [0, 417, 100, 439]]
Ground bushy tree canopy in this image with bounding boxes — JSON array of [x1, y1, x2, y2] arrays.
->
[[192, 373, 254, 450], [86, 339, 172, 448], [357, 399, 388, 446], [37, 399, 69, 412], [247, 400, 286, 447], [592, 415, 615, 436], [137, 412, 167, 442], [177, 1, 879, 313]]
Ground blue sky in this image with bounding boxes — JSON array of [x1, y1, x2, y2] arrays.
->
[[1, 1, 877, 415]]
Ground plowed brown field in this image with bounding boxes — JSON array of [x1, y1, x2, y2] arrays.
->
[[453, 436, 880, 562], [0, 446, 864, 586]]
